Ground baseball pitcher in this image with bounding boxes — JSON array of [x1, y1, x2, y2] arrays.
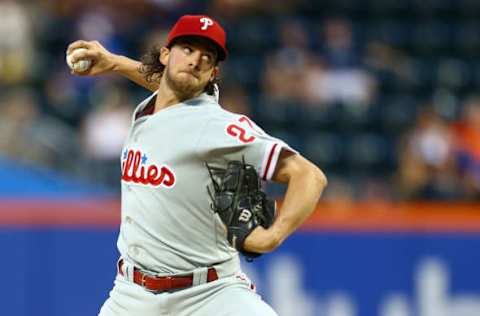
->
[[67, 14, 327, 316]]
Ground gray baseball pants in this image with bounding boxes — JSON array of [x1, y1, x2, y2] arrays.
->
[[98, 269, 277, 316]]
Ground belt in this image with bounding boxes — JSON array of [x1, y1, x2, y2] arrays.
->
[[118, 259, 219, 292]]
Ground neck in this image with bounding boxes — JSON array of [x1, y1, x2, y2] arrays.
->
[[154, 76, 203, 113]]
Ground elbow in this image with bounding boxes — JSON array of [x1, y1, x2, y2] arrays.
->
[[312, 166, 328, 193], [291, 161, 328, 197]]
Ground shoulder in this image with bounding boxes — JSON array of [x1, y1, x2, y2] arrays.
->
[[205, 107, 266, 136], [206, 103, 258, 126]]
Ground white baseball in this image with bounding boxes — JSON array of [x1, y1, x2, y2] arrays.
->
[[66, 48, 92, 72]]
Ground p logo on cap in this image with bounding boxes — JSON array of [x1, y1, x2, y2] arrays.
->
[[200, 17, 214, 30]]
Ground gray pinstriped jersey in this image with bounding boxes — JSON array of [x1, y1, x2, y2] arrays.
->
[[117, 92, 292, 274]]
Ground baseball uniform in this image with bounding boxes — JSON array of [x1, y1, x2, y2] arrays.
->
[[98, 91, 294, 316]]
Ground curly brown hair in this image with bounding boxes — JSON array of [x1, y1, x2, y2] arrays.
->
[[139, 42, 220, 96]]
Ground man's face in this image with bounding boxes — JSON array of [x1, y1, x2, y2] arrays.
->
[[160, 37, 219, 98]]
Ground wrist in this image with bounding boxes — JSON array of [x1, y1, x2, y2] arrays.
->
[[110, 54, 126, 73]]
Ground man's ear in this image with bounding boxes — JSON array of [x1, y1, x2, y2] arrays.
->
[[210, 66, 219, 82], [160, 47, 170, 66]]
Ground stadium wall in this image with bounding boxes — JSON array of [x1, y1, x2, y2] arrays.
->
[[1, 201, 479, 316]]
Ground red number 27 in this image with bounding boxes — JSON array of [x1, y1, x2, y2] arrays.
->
[[226, 119, 256, 143]]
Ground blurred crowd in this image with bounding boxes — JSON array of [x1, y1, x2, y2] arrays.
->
[[1, 0, 480, 200]]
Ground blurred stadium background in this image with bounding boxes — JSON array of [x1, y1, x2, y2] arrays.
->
[[1, 0, 480, 315]]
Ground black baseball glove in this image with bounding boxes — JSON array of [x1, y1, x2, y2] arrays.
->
[[206, 159, 276, 261]]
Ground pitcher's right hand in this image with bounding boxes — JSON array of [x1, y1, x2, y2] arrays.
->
[[66, 40, 119, 76]]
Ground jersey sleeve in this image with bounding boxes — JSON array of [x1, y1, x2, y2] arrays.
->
[[195, 114, 297, 181]]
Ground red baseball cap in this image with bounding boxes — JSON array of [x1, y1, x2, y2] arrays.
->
[[166, 15, 228, 61]]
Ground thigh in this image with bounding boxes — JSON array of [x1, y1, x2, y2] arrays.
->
[[175, 275, 278, 316], [200, 286, 278, 316], [98, 275, 168, 316]]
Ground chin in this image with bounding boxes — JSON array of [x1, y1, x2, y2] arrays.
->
[[166, 70, 205, 98], [174, 81, 202, 98]]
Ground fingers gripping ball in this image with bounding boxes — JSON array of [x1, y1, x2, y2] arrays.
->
[[206, 159, 276, 261], [66, 48, 92, 73]]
